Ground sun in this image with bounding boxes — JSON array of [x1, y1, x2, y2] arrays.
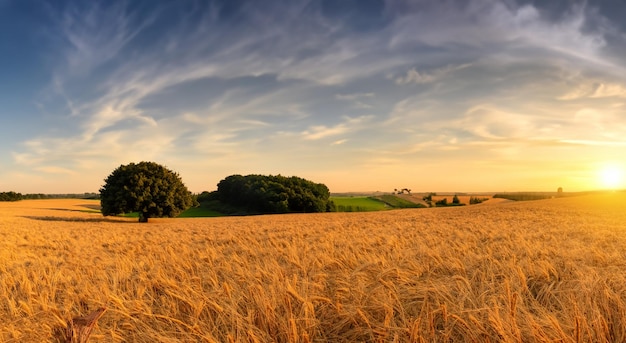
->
[[598, 165, 625, 189]]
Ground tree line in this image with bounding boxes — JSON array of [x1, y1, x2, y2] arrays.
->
[[0, 191, 22, 201], [0, 192, 100, 201]]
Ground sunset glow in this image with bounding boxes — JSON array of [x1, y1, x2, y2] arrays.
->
[[598, 164, 625, 190], [1, 1, 626, 193]]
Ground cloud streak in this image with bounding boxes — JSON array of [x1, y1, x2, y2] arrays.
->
[[2, 0, 626, 192], [394, 64, 472, 85]]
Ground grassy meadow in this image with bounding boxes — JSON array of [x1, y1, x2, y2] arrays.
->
[[1, 193, 626, 342], [330, 194, 426, 212], [330, 196, 388, 212]]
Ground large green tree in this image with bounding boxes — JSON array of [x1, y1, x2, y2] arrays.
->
[[100, 162, 193, 222]]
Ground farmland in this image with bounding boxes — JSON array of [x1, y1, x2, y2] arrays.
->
[[1, 193, 626, 342], [330, 196, 388, 211], [330, 195, 426, 212]]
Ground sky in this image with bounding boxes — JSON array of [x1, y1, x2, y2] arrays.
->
[[1, 0, 626, 194]]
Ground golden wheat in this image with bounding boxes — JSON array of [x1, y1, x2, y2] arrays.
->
[[1, 194, 625, 342]]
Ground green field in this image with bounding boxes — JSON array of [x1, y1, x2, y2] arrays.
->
[[177, 205, 223, 217], [330, 196, 388, 211], [115, 206, 223, 218]]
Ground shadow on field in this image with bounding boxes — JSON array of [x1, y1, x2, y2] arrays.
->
[[79, 203, 102, 210], [22, 216, 133, 223], [45, 206, 101, 213]]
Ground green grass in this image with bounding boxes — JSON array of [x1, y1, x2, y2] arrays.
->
[[330, 196, 388, 212], [116, 207, 224, 218], [178, 205, 223, 217]]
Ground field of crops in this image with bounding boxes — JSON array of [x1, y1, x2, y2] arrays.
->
[[2, 193, 626, 342], [330, 196, 388, 211]]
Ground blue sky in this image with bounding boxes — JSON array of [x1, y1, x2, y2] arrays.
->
[[1, 0, 626, 193]]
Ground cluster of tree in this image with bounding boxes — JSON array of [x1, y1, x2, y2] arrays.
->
[[422, 193, 436, 202], [437, 195, 462, 206], [435, 198, 448, 206], [0, 191, 23, 201], [469, 196, 489, 204], [214, 174, 334, 214], [393, 188, 411, 195], [453, 195, 460, 205], [98, 163, 333, 221], [422, 193, 436, 207]]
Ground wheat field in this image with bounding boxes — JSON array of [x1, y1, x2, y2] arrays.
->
[[1, 193, 626, 342]]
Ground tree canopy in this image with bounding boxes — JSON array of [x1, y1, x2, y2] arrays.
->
[[100, 162, 193, 222], [215, 174, 333, 214]]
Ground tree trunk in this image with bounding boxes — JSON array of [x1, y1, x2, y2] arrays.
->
[[139, 212, 149, 223]]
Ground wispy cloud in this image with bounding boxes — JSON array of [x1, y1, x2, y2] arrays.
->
[[302, 115, 373, 140], [394, 64, 471, 85], [35, 166, 78, 175], [560, 139, 626, 147], [335, 92, 375, 109], [388, 1, 607, 59], [55, 2, 154, 76], [559, 81, 626, 99], [302, 125, 348, 140], [332, 139, 348, 145], [5, 0, 626, 192], [335, 93, 374, 101]]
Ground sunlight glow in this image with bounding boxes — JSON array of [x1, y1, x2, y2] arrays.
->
[[598, 165, 625, 189]]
